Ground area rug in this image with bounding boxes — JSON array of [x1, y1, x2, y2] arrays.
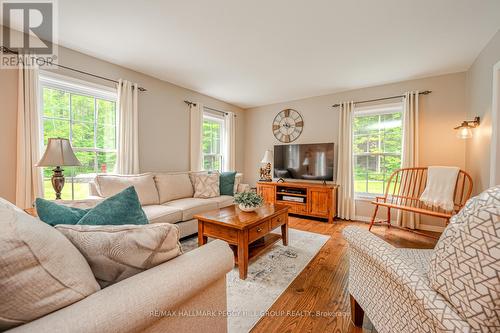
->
[[181, 228, 330, 333]]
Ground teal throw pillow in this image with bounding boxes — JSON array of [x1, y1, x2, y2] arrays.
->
[[35, 198, 90, 226], [219, 171, 237, 196], [77, 186, 148, 226]]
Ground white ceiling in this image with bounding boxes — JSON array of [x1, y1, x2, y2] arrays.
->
[[42, 1, 500, 107]]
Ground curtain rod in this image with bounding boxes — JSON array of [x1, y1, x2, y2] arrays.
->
[[331, 90, 432, 108], [184, 100, 236, 117], [1, 46, 147, 92]]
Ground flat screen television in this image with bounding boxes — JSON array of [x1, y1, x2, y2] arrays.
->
[[273, 143, 334, 181]]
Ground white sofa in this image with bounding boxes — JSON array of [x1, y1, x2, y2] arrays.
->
[[78, 172, 248, 238]]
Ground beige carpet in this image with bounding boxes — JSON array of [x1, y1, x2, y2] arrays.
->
[[181, 228, 330, 333]]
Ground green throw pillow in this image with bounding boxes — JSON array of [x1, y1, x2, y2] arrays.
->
[[219, 171, 237, 196], [35, 198, 90, 226], [77, 186, 148, 226]]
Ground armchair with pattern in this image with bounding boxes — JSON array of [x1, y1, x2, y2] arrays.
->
[[343, 186, 499, 333]]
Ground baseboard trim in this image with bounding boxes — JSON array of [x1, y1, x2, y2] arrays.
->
[[354, 215, 395, 224], [417, 224, 445, 232], [353, 215, 445, 233]]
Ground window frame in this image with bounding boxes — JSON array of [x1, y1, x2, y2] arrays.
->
[[38, 72, 118, 200], [202, 109, 226, 172], [352, 102, 404, 200]]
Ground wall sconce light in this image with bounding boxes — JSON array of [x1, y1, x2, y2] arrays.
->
[[454, 116, 480, 139]]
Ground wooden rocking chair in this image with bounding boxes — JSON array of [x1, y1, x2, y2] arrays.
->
[[368, 167, 473, 234]]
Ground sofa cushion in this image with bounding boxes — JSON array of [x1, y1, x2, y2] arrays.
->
[[154, 172, 194, 204], [428, 186, 500, 331], [56, 223, 182, 288], [95, 173, 160, 205], [58, 198, 104, 209], [77, 187, 149, 226], [165, 198, 218, 221], [142, 205, 182, 224], [206, 195, 234, 208], [193, 173, 220, 199], [0, 198, 100, 330]]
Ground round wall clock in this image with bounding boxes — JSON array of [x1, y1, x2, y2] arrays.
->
[[272, 109, 304, 143]]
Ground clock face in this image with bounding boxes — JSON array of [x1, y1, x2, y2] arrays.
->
[[272, 109, 304, 143]]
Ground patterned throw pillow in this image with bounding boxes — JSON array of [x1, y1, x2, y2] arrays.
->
[[56, 223, 182, 288], [193, 173, 220, 198], [0, 198, 100, 330], [428, 186, 500, 331]]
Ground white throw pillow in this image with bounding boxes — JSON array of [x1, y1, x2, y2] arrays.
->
[[0, 198, 100, 330], [56, 223, 182, 288], [428, 186, 500, 331], [193, 173, 220, 198], [154, 172, 194, 204], [95, 173, 160, 205]]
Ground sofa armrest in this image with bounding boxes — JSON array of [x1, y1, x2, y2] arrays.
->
[[236, 183, 251, 193], [56, 198, 104, 209], [88, 180, 101, 197], [9, 240, 234, 333], [343, 227, 470, 332]]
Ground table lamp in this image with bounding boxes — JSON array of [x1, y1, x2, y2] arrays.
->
[[259, 150, 273, 181], [36, 138, 81, 199]]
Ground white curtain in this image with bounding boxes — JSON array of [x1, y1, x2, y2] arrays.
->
[[116, 79, 140, 174], [189, 102, 203, 172], [223, 112, 236, 171], [336, 101, 356, 220], [398, 91, 420, 228], [16, 55, 43, 208]]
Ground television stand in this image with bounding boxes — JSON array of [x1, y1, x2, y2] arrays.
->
[[257, 181, 338, 223]]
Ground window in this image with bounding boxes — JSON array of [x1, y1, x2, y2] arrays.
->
[[39, 74, 117, 200], [353, 103, 403, 196], [202, 110, 225, 171]]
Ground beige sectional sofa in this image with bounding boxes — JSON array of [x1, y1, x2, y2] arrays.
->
[[86, 172, 248, 238], [8, 240, 234, 333]]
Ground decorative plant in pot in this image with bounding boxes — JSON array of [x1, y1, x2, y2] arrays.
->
[[234, 191, 264, 212]]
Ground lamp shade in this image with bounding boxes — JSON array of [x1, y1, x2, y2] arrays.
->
[[456, 126, 473, 139], [261, 150, 273, 164], [36, 138, 81, 167]]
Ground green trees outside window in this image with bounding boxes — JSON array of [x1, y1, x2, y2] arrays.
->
[[353, 110, 403, 195], [202, 116, 223, 171], [41, 85, 117, 200]]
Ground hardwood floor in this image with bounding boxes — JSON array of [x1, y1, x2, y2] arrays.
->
[[250, 216, 438, 333]]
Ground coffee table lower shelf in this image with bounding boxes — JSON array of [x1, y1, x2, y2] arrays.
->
[[232, 233, 282, 263]]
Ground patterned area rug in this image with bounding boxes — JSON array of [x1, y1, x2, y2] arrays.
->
[[181, 228, 330, 333]]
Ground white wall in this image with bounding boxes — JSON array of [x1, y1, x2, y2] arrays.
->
[[52, 46, 246, 173], [465, 29, 500, 193], [0, 26, 245, 203], [244, 72, 467, 230]]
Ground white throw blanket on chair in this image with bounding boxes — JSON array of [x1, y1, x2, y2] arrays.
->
[[419, 166, 460, 211]]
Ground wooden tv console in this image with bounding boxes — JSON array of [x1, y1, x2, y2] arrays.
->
[[257, 181, 338, 223]]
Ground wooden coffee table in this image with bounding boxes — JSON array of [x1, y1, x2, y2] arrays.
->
[[194, 204, 289, 279]]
